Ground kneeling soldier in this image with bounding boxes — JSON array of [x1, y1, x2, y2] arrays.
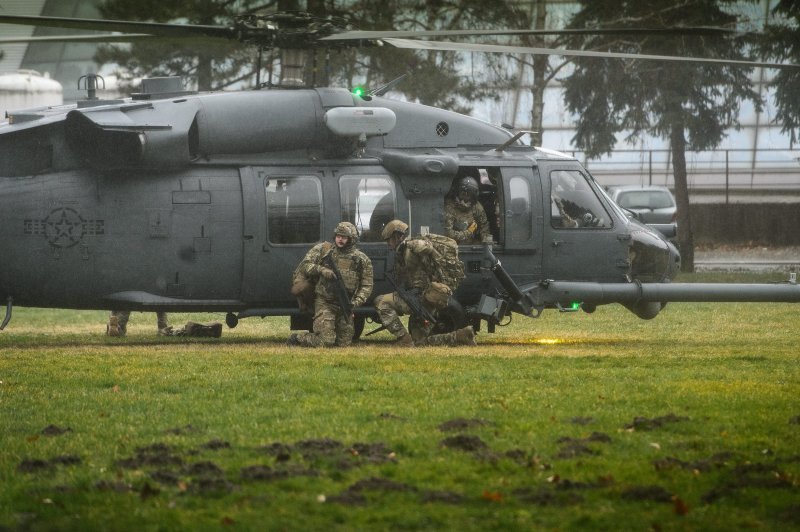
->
[[375, 220, 475, 347], [288, 222, 373, 347]]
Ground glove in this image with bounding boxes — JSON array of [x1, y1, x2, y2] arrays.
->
[[320, 267, 336, 280], [351, 298, 363, 308], [467, 221, 478, 233]]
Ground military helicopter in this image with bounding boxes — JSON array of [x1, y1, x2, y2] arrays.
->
[[0, 11, 798, 336]]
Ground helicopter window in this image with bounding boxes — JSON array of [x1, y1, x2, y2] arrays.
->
[[339, 175, 396, 242], [508, 176, 532, 242], [550, 170, 611, 229], [265, 176, 322, 244]]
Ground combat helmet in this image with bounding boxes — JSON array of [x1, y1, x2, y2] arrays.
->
[[334, 221, 359, 245], [381, 219, 409, 241], [455, 176, 479, 204]]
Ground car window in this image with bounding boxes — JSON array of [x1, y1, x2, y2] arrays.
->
[[618, 190, 673, 210]]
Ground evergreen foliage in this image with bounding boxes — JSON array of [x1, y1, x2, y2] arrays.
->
[[562, 0, 762, 272]]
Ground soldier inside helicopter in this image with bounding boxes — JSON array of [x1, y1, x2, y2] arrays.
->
[[443, 168, 494, 245], [550, 169, 609, 229]]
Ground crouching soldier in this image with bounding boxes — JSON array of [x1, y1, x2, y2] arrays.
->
[[288, 222, 373, 347], [375, 220, 475, 347]]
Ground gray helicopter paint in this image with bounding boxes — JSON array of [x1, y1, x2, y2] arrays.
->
[[1, 81, 798, 326]]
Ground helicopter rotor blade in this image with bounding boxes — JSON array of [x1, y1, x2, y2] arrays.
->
[[320, 26, 737, 41], [382, 38, 798, 70], [0, 34, 154, 44], [0, 14, 236, 40]]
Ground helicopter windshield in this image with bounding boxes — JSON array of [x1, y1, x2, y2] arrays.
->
[[550, 170, 611, 229]]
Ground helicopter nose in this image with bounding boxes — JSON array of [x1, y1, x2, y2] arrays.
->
[[666, 240, 681, 280], [629, 227, 677, 282]]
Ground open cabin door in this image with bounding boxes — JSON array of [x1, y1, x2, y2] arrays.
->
[[452, 164, 543, 295]]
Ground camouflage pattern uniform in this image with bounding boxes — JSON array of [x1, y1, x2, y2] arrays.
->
[[443, 198, 492, 245], [107, 310, 168, 337], [375, 220, 475, 346], [291, 241, 334, 312], [294, 222, 373, 347]]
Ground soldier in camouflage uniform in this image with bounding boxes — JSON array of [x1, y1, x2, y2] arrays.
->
[[444, 175, 492, 245], [107, 311, 222, 337], [107, 311, 169, 337], [291, 240, 334, 312], [375, 220, 476, 347], [288, 222, 373, 348]]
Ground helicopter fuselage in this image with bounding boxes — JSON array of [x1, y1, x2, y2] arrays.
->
[[8, 81, 787, 333]]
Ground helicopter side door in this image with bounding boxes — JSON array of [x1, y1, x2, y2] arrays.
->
[[240, 167, 325, 308], [240, 166, 404, 309], [541, 164, 628, 281]]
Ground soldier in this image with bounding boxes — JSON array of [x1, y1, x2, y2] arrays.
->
[[375, 220, 476, 347], [106, 311, 222, 337], [444, 173, 492, 245], [288, 222, 373, 347], [106, 311, 169, 337]]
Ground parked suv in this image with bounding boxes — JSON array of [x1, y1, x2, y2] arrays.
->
[[607, 185, 677, 224]]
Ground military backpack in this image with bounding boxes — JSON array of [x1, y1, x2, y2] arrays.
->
[[418, 233, 465, 291]]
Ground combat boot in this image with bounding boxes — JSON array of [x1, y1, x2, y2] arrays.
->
[[106, 315, 124, 337], [286, 333, 300, 346], [395, 333, 414, 347], [454, 326, 476, 346]]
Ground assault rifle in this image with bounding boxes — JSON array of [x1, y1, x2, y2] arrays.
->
[[322, 253, 354, 316], [387, 274, 438, 326]]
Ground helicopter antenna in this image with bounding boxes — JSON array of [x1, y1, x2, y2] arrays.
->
[[370, 72, 411, 96], [495, 130, 536, 151], [78, 73, 105, 100]]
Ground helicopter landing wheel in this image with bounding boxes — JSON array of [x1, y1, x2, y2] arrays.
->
[[225, 312, 239, 329]]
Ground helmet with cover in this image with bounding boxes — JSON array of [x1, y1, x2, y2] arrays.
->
[[456, 176, 479, 205], [334, 221, 359, 245], [380, 219, 409, 241]]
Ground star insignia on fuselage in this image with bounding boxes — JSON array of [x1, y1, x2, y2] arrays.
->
[[44, 208, 85, 248]]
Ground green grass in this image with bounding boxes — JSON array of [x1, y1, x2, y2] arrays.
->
[[1, 272, 798, 530]]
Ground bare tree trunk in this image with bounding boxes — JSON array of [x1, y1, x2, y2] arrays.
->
[[670, 117, 694, 272], [197, 52, 213, 91], [529, 0, 546, 146]]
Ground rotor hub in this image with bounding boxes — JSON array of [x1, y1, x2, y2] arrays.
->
[[233, 12, 351, 49]]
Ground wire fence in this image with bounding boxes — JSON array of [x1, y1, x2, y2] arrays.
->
[[570, 148, 800, 197]]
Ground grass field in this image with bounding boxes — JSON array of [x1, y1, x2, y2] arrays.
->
[[1, 272, 798, 530]]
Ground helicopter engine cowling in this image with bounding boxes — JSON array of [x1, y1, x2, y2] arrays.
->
[[193, 90, 322, 155], [64, 99, 202, 170], [62, 89, 363, 170]]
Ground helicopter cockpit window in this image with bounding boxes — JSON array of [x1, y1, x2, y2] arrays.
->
[[339, 175, 396, 242], [550, 170, 611, 229], [265, 176, 322, 244]]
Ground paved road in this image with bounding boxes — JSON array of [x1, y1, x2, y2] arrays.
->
[[694, 246, 800, 272]]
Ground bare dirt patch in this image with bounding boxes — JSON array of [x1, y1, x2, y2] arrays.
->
[[441, 434, 488, 452], [41, 425, 72, 436], [624, 413, 689, 431], [437, 418, 492, 432], [621, 485, 673, 503]]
